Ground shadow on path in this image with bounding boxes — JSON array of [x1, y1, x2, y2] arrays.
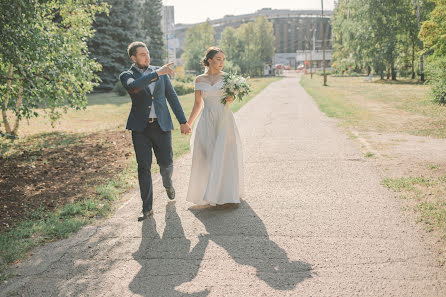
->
[[190, 200, 313, 291], [129, 202, 210, 297]]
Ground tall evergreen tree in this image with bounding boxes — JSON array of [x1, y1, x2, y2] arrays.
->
[[141, 0, 166, 66], [88, 0, 142, 91]]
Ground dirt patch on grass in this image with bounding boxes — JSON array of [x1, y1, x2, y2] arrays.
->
[[355, 131, 446, 178], [352, 130, 446, 253], [0, 130, 134, 233]]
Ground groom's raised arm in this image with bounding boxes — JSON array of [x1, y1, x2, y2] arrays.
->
[[120, 63, 175, 94], [120, 71, 159, 94]]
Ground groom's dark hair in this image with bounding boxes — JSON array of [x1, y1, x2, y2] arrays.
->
[[127, 41, 148, 58]]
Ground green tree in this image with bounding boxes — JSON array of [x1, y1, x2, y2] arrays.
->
[[331, 0, 366, 74], [141, 0, 166, 66], [182, 22, 215, 73], [255, 16, 275, 69], [88, 0, 141, 91], [219, 27, 241, 62], [0, 0, 108, 137], [219, 27, 242, 73], [331, 0, 427, 80], [220, 16, 275, 76], [420, 0, 446, 103], [420, 0, 446, 57], [404, 0, 422, 79], [237, 22, 258, 75], [369, 0, 404, 80]]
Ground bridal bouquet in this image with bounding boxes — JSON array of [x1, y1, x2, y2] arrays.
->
[[220, 72, 251, 104]]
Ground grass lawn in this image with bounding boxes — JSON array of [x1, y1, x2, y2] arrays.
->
[[0, 76, 281, 279], [300, 74, 446, 242], [301, 74, 446, 138]]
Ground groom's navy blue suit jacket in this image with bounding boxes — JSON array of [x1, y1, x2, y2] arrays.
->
[[120, 65, 187, 132]]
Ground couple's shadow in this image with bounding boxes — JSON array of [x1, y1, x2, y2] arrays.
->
[[129, 201, 312, 296]]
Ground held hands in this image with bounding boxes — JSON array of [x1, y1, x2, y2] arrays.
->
[[156, 62, 175, 77], [180, 123, 192, 135]]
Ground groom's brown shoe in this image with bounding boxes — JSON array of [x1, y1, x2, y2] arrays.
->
[[138, 210, 153, 221]]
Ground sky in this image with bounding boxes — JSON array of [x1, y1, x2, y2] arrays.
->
[[162, 0, 336, 24]]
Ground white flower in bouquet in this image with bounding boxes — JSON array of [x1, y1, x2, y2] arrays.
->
[[220, 72, 252, 104]]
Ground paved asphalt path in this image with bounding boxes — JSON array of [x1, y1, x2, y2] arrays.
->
[[2, 73, 445, 296]]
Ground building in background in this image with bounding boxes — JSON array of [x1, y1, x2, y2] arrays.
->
[[173, 8, 333, 70], [161, 5, 177, 63]]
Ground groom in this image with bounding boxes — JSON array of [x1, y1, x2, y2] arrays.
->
[[120, 41, 191, 221]]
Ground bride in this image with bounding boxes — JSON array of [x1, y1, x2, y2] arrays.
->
[[185, 47, 244, 206]]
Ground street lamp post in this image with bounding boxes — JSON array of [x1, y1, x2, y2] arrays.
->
[[322, 0, 327, 86], [305, 24, 317, 79], [311, 24, 316, 79]]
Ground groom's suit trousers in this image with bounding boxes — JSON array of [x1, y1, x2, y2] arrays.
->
[[132, 120, 173, 212]]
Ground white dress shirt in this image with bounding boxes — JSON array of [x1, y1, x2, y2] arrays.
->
[[134, 65, 157, 118]]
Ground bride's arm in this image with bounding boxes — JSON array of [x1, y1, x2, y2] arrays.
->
[[187, 90, 203, 126]]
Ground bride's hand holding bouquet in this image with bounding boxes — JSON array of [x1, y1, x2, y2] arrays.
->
[[220, 72, 251, 105]]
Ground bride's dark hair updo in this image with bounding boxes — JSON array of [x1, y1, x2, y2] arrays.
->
[[201, 47, 225, 67]]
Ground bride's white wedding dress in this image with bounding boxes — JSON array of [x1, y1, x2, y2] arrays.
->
[[186, 78, 244, 205]]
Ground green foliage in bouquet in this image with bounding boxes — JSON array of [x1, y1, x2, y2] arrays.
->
[[220, 72, 251, 104]]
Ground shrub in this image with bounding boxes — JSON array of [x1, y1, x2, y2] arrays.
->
[[174, 73, 195, 84], [112, 81, 127, 96], [172, 81, 194, 96], [426, 58, 446, 104]]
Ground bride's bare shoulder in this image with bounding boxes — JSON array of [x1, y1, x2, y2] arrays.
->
[[195, 74, 208, 83]]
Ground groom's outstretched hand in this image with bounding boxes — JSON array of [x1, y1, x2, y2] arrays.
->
[[156, 62, 175, 77], [180, 123, 192, 135]]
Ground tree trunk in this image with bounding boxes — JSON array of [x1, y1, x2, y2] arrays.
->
[[367, 66, 371, 76], [386, 66, 390, 80], [391, 63, 397, 81], [411, 41, 415, 79], [415, 0, 425, 82], [1, 64, 13, 134], [12, 83, 23, 135], [420, 54, 424, 81]]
